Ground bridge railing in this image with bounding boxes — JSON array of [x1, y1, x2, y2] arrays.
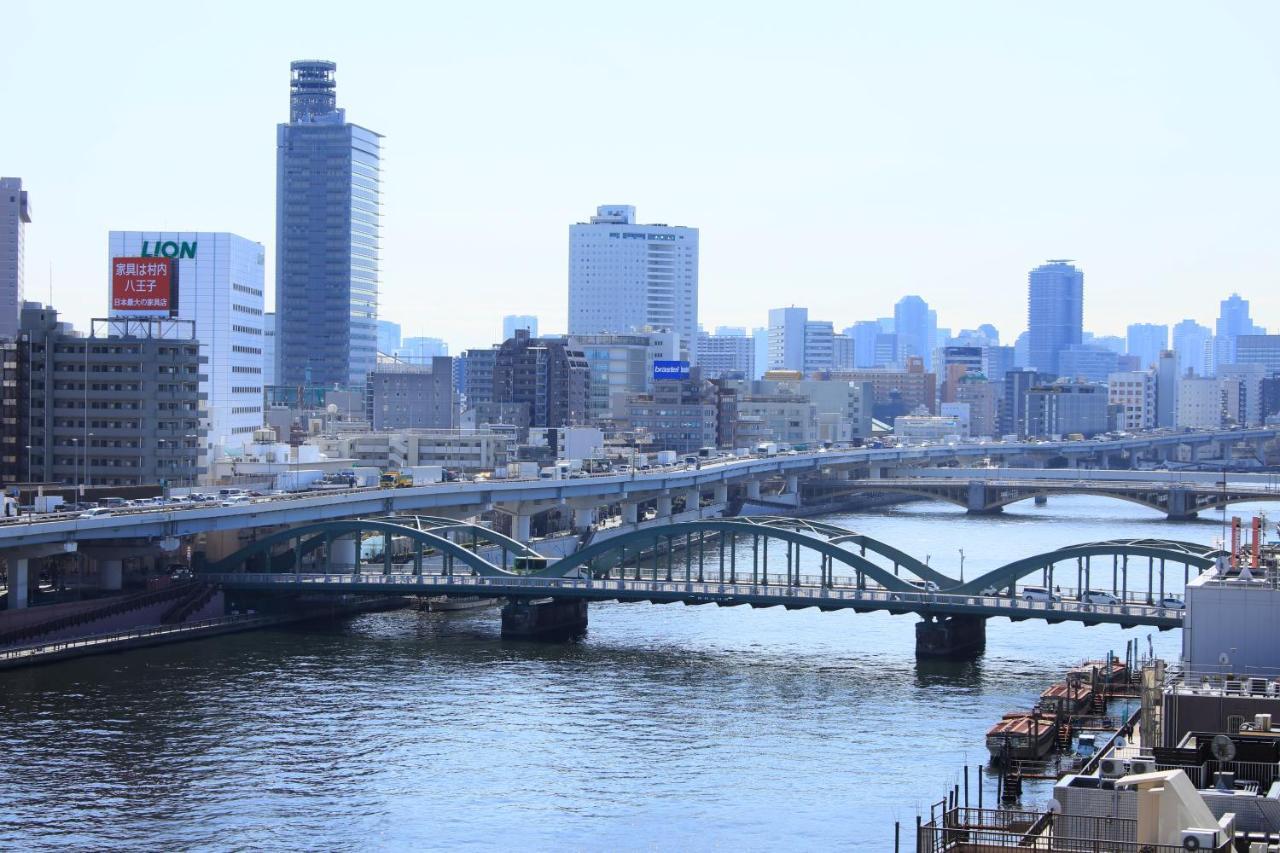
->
[[203, 572, 1183, 621]]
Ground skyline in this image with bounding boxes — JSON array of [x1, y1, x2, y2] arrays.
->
[[4, 1, 1279, 352]]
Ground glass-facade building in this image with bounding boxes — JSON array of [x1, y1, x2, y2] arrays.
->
[[276, 60, 381, 389], [1027, 260, 1083, 377]]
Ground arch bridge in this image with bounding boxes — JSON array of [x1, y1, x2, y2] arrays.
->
[[200, 517, 1209, 655]]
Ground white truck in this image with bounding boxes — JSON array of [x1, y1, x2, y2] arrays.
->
[[755, 442, 779, 457], [402, 465, 444, 485], [275, 469, 325, 492], [351, 466, 383, 488], [34, 495, 65, 513], [655, 450, 678, 466]]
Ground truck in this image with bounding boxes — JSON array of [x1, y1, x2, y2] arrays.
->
[[755, 442, 779, 457], [539, 462, 573, 480], [402, 465, 444, 486], [655, 450, 678, 466], [34, 495, 64, 514], [351, 466, 382, 488], [275, 469, 325, 492]]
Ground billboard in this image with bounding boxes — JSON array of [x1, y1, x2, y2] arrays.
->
[[111, 257, 177, 316], [653, 360, 691, 381]]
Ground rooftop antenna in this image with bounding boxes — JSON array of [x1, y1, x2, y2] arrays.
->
[[48, 261, 52, 307]]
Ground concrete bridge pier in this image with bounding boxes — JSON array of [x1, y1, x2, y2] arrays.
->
[[656, 495, 673, 518], [966, 481, 1002, 515], [745, 480, 762, 501], [684, 488, 701, 516], [1034, 495, 1048, 506], [500, 597, 588, 640], [5, 542, 78, 610], [1166, 487, 1199, 521], [713, 483, 728, 504], [328, 535, 358, 572], [915, 615, 986, 658], [99, 559, 123, 592], [622, 502, 639, 526]]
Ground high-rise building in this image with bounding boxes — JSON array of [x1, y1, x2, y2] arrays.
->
[[376, 320, 401, 356], [396, 336, 448, 364], [803, 320, 834, 373], [1172, 319, 1212, 377], [1056, 344, 1118, 385], [982, 346, 1017, 384], [846, 322, 879, 368], [1107, 370, 1156, 431], [1027, 260, 1083, 376], [276, 60, 382, 389], [0, 304, 204, 487], [1155, 350, 1177, 428], [697, 328, 755, 380], [108, 231, 265, 453], [1215, 293, 1257, 369], [767, 307, 808, 372], [1125, 323, 1168, 370], [492, 330, 589, 428], [1001, 369, 1048, 437], [503, 315, 538, 341], [263, 312, 277, 387], [894, 295, 934, 369], [1235, 335, 1280, 375], [573, 332, 676, 419], [0, 178, 31, 340], [751, 327, 768, 380], [832, 333, 855, 371], [568, 205, 698, 361]]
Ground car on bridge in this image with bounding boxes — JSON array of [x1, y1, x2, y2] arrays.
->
[[1020, 586, 1061, 604], [1158, 596, 1185, 610], [1078, 590, 1120, 606]]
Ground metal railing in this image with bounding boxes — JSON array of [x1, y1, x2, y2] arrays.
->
[[917, 807, 1231, 852], [0, 613, 270, 664], [199, 571, 1183, 622]]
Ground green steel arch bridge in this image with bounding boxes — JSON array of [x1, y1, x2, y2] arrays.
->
[[199, 516, 1215, 655]]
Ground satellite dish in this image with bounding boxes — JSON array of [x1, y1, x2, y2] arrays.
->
[[1211, 734, 1237, 762], [1046, 798, 1062, 815]]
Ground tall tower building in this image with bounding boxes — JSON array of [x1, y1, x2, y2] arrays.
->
[[568, 205, 698, 362], [894, 295, 934, 369], [276, 60, 382, 389], [1172, 319, 1212, 378], [1214, 293, 1255, 369], [1027, 260, 1083, 376], [0, 178, 32, 340]]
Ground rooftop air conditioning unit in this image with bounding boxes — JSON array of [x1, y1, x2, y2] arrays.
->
[[1180, 829, 1217, 850], [1129, 758, 1156, 775], [1256, 713, 1273, 732], [1099, 757, 1129, 778]]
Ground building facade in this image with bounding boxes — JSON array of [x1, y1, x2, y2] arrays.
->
[[624, 375, 719, 453], [570, 332, 674, 420], [894, 295, 935, 369], [1024, 381, 1109, 438], [502, 315, 538, 341], [0, 305, 205, 487], [276, 60, 382, 389], [1176, 377, 1223, 430], [108, 231, 265, 454], [0, 177, 31, 341], [1027, 260, 1084, 376], [492, 331, 589, 428], [365, 359, 456, 430], [568, 205, 698, 361], [697, 328, 755, 380], [1056, 344, 1119, 385], [1107, 370, 1156, 431], [1172, 319, 1213, 378], [1125, 323, 1168, 370]]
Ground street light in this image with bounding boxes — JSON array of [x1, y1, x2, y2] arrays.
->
[[69, 437, 79, 497], [84, 432, 94, 491]]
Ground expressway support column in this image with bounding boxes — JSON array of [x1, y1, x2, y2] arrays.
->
[[915, 615, 986, 658], [1166, 487, 1198, 521], [572, 507, 594, 531], [657, 495, 673, 519], [684, 488, 701, 517], [713, 483, 728, 505], [501, 598, 588, 640], [6, 558, 29, 610], [99, 559, 123, 592], [745, 480, 762, 501], [513, 513, 532, 543], [622, 502, 638, 526], [329, 536, 358, 573], [784, 474, 800, 507]]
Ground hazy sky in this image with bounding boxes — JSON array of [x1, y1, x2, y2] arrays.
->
[[4, 1, 1278, 351]]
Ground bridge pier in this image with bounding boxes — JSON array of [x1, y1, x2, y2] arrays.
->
[[6, 557, 29, 610], [99, 559, 123, 592], [657, 496, 673, 518], [745, 480, 762, 501], [713, 483, 728, 504], [500, 598, 588, 640], [1166, 487, 1198, 521], [915, 615, 986, 658], [1034, 495, 1047, 506], [966, 481, 1002, 515], [622, 502, 639, 526]]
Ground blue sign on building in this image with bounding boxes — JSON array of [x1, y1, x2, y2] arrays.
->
[[653, 360, 691, 381]]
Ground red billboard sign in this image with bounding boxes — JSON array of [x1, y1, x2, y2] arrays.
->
[[111, 257, 176, 316]]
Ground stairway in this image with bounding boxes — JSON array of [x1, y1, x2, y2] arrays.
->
[[0, 583, 197, 648]]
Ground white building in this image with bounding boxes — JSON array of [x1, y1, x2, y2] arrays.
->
[[108, 231, 266, 458], [894, 415, 964, 443], [568, 205, 699, 362], [1107, 370, 1156, 431], [1176, 377, 1223, 430], [0, 177, 31, 340], [697, 328, 755, 379]]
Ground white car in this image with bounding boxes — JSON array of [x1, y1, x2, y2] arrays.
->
[[1079, 590, 1120, 606], [79, 507, 114, 518], [1020, 586, 1061, 604], [1158, 596, 1186, 610]]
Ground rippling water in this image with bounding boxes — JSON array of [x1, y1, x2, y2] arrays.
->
[[0, 497, 1266, 850]]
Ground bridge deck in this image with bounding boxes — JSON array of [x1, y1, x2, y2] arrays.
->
[[202, 572, 1184, 629]]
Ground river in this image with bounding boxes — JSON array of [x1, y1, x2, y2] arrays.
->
[[0, 496, 1272, 850]]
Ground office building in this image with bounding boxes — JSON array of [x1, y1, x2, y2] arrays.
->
[[1056, 344, 1119, 385], [1176, 377, 1223, 430], [1172, 319, 1213, 378], [503, 315, 538, 341], [318, 429, 514, 474], [1125, 323, 1168, 370], [365, 358, 456, 431], [1001, 369, 1048, 438], [1027, 260, 1083, 376], [276, 60, 382, 389], [262, 312, 276, 387], [572, 332, 676, 420], [696, 328, 755, 380], [955, 377, 1000, 438], [982, 345, 1016, 384], [108, 231, 265, 454], [1235, 335, 1280, 375], [767, 307, 836, 374], [376, 320, 401, 356], [939, 346, 984, 402], [803, 320, 834, 373], [1024, 381, 1109, 438], [492, 330, 589, 428], [894, 295, 935, 369], [831, 333, 854, 371], [0, 178, 31, 340], [1107, 370, 1156, 431], [1220, 363, 1266, 427], [0, 304, 205, 487], [396, 336, 448, 364], [625, 372, 719, 453], [846, 321, 879, 368], [830, 357, 936, 420], [1156, 350, 1177, 428], [568, 205, 698, 360], [460, 347, 498, 407], [1215, 293, 1257, 368]]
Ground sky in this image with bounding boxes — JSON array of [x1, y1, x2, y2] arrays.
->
[[3, 1, 1279, 352]]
